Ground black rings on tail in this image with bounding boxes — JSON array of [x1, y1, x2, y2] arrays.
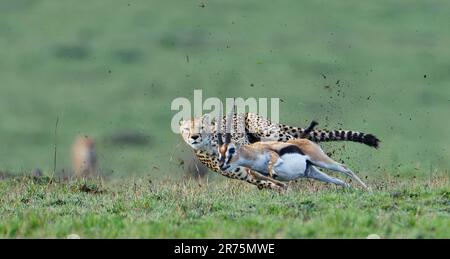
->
[[297, 129, 380, 148]]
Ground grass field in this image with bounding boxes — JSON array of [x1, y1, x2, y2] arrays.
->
[[0, 1, 449, 238], [0, 174, 448, 238]]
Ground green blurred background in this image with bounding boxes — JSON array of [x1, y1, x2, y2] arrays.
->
[[1, 0, 449, 179]]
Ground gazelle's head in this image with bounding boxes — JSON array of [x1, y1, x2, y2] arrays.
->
[[218, 142, 239, 171], [217, 104, 240, 171]]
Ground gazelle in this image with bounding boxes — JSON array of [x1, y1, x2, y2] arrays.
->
[[216, 106, 369, 190]]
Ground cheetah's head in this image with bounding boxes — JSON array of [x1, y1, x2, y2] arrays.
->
[[179, 115, 214, 150]]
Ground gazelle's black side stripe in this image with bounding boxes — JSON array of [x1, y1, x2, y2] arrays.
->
[[278, 145, 305, 156]]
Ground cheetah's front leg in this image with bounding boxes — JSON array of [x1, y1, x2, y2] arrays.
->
[[195, 152, 286, 191]]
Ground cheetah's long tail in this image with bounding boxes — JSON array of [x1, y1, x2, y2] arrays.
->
[[290, 126, 380, 148], [243, 113, 380, 148]]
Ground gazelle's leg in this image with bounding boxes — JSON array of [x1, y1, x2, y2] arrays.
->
[[267, 161, 274, 178], [246, 168, 286, 188], [267, 152, 280, 178], [309, 161, 368, 190], [287, 139, 369, 190], [334, 166, 369, 190], [306, 166, 350, 188], [219, 165, 287, 191]]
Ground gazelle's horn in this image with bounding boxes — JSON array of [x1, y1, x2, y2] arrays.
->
[[237, 106, 245, 136], [216, 105, 224, 146], [224, 100, 235, 144]]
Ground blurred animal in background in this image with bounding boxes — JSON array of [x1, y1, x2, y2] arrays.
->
[[71, 135, 98, 178]]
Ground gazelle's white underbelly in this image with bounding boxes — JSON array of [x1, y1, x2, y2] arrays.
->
[[274, 153, 308, 181], [239, 153, 271, 174]]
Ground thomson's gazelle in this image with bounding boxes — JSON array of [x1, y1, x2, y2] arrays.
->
[[216, 107, 369, 190]]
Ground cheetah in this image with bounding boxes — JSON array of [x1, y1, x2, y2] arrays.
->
[[179, 112, 379, 190]]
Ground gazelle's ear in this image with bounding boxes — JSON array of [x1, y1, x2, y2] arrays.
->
[[224, 99, 235, 144]]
